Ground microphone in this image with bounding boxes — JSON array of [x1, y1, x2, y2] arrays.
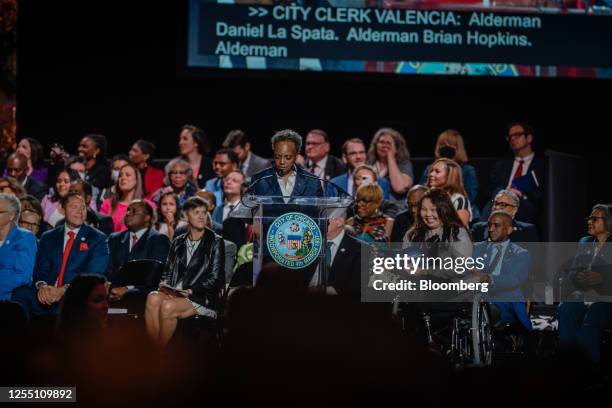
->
[[296, 168, 352, 199]]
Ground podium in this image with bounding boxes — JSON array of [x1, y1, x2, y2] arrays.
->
[[236, 195, 353, 288]]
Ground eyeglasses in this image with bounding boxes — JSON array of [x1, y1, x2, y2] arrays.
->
[[492, 200, 517, 209], [357, 198, 377, 204], [169, 170, 188, 176], [19, 220, 40, 228], [506, 132, 526, 141], [586, 216, 606, 222], [408, 202, 420, 210]]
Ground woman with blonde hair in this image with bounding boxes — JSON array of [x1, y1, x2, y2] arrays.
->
[[426, 158, 472, 226], [419, 129, 479, 220], [347, 184, 394, 243], [366, 128, 413, 207]]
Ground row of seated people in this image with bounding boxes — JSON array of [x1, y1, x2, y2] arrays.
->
[[1, 129, 605, 362], [2, 121, 545, 234]]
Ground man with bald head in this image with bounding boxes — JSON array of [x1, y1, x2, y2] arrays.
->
[[472, 210, 532, 331], [6, 153, 46, 200]]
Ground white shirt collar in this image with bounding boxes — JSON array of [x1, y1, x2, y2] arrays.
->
[[514, 152, 535, 163], [224, 197, 241, 208], [242, 151, 252, 171], [64, 225, 81, 237], [131, 228, 148, 240], [277, 169, 296, 203]]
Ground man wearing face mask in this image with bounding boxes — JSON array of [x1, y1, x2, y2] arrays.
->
[[250, 129, 324, 202], [418, 130, 480, 221]]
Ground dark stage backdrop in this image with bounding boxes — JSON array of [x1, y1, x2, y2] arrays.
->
[[16, 0, 611, 209]]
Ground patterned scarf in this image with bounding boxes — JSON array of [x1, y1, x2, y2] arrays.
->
[[352, 211, 388, 242]]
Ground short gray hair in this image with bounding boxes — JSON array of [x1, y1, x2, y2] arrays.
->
[[496, 189, 520, 209], [271, 129, 302, 153], [164, 157, 194, 186], [327, 207, 347, 220], [0, 192, 21, 222]]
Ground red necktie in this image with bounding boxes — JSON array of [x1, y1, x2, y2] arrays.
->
[[513, 159, 525, 180], [57, 231, 75, 288], [131, 233, 138, 252], [310, 163, 317, 174]]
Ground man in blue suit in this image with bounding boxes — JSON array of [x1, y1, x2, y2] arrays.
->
[[250, 129, 324, 201], [107, 200, 170, 301], [204, 148, 239, 208], [472, 211, 532, 331], [12, 192, 109, 319], [328, 138, 391, 198]]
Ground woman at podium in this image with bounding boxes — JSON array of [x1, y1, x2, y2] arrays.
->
[[249, 129, 324, 202]]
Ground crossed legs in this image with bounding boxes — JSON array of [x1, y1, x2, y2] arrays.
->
[[145, 291, 197, 347]]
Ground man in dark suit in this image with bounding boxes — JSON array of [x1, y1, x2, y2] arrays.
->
[[472, 211, 532, 331], [250, 129, 324, 201], [222, 129, 270, 180], [325, 209, 362, 296], [12, 192, 109, 319], [304, 129, 346, 181], [307, 207, 361, 295], [107, 200, 170, 301], [481, 122, 545, 226], [6, 153, 46, 200], [471, 189, 539, 243]]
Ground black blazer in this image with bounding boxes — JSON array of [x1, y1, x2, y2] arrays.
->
[[328, 233, 362, 296], [305, 155, 346, 181], [107, 228, 171, 284], [194, 156, 215, 189], [250, 165, 324, 199], [24, 177, 46, 201], [390, 210, 413, 243], [162, 228, 225, 310], [471, 220, 539, 243], [484, 155, 546, 225], [86, 160, 111, 190], [567, 235, 612, 296]]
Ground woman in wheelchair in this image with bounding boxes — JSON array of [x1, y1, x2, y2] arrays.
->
[[559, 203, 612, 364], [145, 196, 225, 348], [403, 187, 472, 272]]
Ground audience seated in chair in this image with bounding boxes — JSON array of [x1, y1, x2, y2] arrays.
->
[[12, 192, 109, 319], [303, 129, 346, 181], [480, 122, 545, 227], [308, 208, 361, 297], [390, 184, 428, 243], [471, 211, 533, 331], [107, 200, 171, 303], [145, 196, 224, 348], [0, 193, 37, 301], [559, 203, 612, 364], [6, 153, 46, 201], [348, 184, 393, 243], [471, 189, 539, 242]]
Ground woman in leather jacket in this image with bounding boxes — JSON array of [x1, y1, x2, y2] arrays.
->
[[145, 196, 224, 347]]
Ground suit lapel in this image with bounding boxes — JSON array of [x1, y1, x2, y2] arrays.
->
[[291, 171, 307, 197]]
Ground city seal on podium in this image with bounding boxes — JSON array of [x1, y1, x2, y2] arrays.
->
[[266, 212, 323, 269]]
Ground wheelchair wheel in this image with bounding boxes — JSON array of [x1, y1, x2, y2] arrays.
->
[[471, 299, 494, 367]]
